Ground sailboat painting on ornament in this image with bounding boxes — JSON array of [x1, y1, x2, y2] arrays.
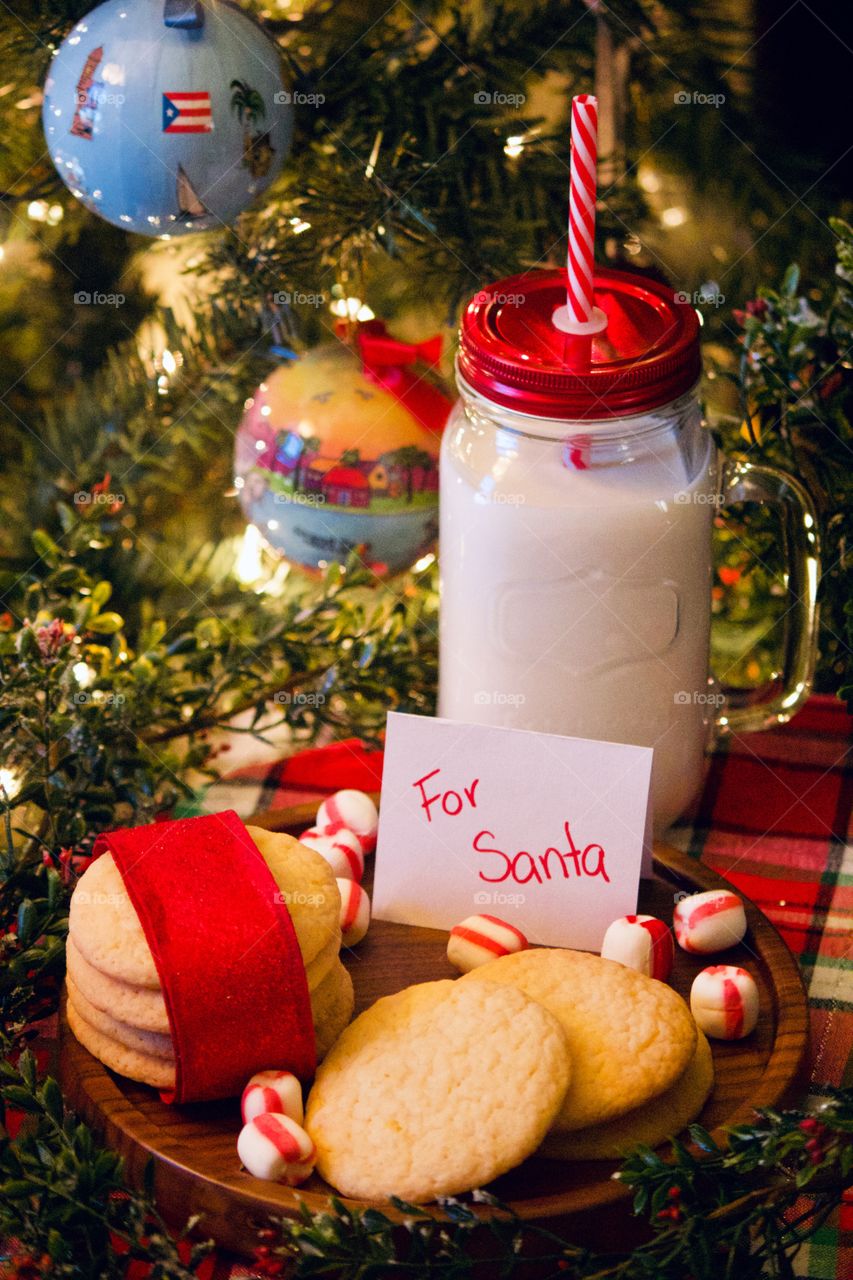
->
[[176, 165, 209, 220]]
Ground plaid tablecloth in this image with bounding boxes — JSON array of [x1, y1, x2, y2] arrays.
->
[[203, 693, 853, 1279]]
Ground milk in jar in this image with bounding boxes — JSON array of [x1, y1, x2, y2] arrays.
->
[[438, 268, 713, 831]]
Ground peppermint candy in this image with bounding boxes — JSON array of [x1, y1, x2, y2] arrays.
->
[[447, 914, 529, 974], [600, 914, 673, 981], [673, 889, 746, 954], [237, 1111, 315, 1184], [690, 964, 759, 1040], [241, 1069, 304, 1126], [316, 790, 378, 855], [336, 877, 371, 947], [299, 827, 364, 882]]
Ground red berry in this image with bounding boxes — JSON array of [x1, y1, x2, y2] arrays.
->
[[668, 1186, 681, 1200], [799, 1117, 819, 1133], [805, 1137, 822, 1153]]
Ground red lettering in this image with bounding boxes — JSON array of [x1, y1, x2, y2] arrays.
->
[[474, 820, 610, 886], [442, 791, 463, 816], [512, 852, 541, 885], [582, 843, 610, 882], [463, 779, 480, 808], [538, 847, 570, 880], [562, 822, 584, 876], [412, 768, 443, 822], [474, 830, 511, 883]]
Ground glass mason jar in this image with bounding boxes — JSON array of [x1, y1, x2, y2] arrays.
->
[[438, 268, 820, 833]]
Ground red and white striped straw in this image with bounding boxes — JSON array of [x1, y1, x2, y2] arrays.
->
[[567, 93, 598, 325]]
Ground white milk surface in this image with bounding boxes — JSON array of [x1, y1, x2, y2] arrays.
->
[[438, 398, 718, 832]]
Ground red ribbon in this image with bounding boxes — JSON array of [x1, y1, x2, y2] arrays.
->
[[93, 811, 316, 1104], [352, 319, 451, 435], [357, 321, 443, 370]]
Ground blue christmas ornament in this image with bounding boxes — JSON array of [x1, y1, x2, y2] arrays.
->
[[42, 0, 292, 236]]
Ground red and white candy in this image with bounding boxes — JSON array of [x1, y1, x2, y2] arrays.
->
[[600, 914, 673, 981], [446, 914, 529, 974], [241, 1069, 304, 1126], [316, 789, 378, 855], [673, 889, 746, 954], [237, 1111, 316, 1184], [299, 828, 364, 882], [690, 965, 759, 1040], [336, 877, 370, 947]]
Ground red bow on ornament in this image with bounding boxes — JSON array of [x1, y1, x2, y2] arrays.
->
[[357, 320, 443, 370], [346, 319, 451, 435]]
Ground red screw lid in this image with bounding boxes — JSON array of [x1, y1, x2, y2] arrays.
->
[[457, 267, 701, 421]]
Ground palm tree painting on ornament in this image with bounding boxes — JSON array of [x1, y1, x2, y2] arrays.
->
[[229, 79, 274, 178]]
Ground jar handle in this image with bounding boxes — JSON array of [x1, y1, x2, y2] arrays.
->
[[714, 458, 820, 737]]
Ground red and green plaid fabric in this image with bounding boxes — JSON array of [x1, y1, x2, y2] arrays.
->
[[206, 693, 853, 1278]]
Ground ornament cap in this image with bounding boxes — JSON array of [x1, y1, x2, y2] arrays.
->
[[458, 267, 701, 421], [163, 0, 204, 27]]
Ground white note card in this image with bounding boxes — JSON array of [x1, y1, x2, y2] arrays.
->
[[372, 713, 653, 952]]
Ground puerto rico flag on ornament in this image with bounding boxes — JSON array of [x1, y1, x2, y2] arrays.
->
[[162, 91, 212, 134]]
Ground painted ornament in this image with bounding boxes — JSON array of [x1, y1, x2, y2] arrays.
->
[[234, 324, 451, 575], [42, 0, 292, 236]]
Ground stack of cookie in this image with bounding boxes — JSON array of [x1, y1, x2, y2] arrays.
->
[[462, 948, 713, 1160], [305, 948, 713, 1202], [65, 826, 354, 1091]]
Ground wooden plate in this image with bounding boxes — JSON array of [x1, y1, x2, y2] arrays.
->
[[59, 815, 810, 1258]]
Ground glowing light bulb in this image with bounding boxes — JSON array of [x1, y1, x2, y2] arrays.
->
[[235, 524, 264, 584], [661, 206, 688, 228], [0, 767, 21, 800]]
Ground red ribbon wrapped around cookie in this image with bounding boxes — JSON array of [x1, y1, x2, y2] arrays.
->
[[92, 811, 316, 1104]]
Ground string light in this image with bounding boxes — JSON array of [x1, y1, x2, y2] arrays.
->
[[661, 206, 688, 228], [72, 661, 96, 688], [234, 524, 264, 584], [504, 135, 525, 158], [329, 296, 375, 321], [0, 767, 21, 800]]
